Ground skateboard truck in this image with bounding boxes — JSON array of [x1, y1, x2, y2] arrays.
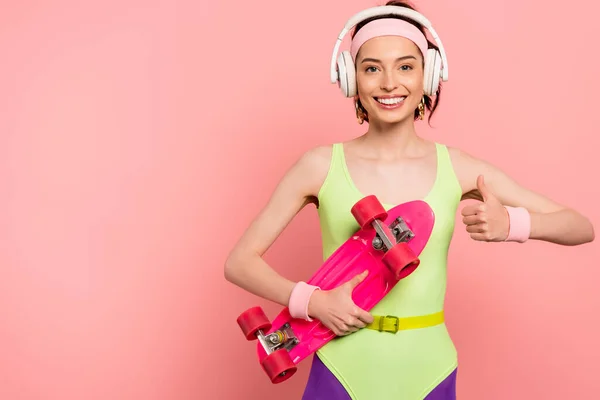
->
[[237, 307, 300, 383], [372, 217, 415, 251], [256, 322, 299, 356]]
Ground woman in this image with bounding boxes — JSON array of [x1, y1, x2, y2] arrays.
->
[[224, 1, 595, 398]]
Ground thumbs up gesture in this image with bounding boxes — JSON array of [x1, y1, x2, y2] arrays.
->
[[461, 175, 510, 242]]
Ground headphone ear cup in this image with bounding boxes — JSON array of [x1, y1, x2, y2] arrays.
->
[[337, 51, 356, 97], [423, 48, 441, 96]]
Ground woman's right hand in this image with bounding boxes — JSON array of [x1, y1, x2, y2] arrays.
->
[[307, 270, 374, 336]]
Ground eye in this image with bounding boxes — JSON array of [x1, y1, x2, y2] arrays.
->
[[400, 65, 413, 71], [365, 66, 379, 73]]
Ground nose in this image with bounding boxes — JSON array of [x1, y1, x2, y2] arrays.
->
[[380, 70, 398, 92]]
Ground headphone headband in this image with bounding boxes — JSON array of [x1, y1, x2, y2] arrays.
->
[[330, 6, 448, 85]]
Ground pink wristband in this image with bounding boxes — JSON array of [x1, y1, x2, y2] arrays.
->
[[288, 281, 320, 321], [504, 206, 531, 243]]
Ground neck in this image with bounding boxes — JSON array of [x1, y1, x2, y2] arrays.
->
[[359, 117, 422, 158]]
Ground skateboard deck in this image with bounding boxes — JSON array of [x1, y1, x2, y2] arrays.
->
[[236, 195, 435, 383]]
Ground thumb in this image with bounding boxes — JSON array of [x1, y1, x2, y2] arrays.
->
[[477, 175, 492, 202], [347, 270, 369, 289]]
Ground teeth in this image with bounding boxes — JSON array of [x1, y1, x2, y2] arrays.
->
[[377, 97, 405, 105]]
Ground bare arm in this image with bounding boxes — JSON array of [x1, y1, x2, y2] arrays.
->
[[225, 145, 374, 336], [224, 146, 331, 307], [450, 148, 595, 246]]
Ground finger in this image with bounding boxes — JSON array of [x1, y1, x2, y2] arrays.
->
[[337, 314, 361, 329], [326, 322, 340, 336], [477, 175, 491, 202], [345, 315, 366, 329], [353, 307, 374, 324], [331, 321, 345, 336], [347, 270, 369, 289], [466, 223, 487, 234], [469, 232, 489, 241], [335, 314, 362, 334], [334, 328, 346, 336], [462, 215, 484, 225], [461, 203, 485, 217], [335, 321, 354, 336]]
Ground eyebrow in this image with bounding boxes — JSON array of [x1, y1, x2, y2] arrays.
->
[[360, 55, 417, 64]]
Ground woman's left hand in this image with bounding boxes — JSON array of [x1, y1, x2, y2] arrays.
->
[[461, 175, 510, 242]]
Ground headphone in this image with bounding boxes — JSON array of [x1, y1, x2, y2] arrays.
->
[[330, 6, 449, 98]]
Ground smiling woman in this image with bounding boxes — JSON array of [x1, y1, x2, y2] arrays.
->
[[350, 2, 443, 125], [224, 0, 594, 399]]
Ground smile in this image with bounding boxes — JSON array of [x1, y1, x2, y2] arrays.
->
[[374, 96, 406, 109]]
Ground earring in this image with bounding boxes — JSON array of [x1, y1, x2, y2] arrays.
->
[[355, 99, 367, 124], [418, 97, 425, 120]]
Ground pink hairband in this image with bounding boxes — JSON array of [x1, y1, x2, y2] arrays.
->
[[350, 18, 429, 61]]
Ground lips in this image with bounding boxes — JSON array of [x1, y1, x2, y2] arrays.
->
[[374, 95, 406, 109]]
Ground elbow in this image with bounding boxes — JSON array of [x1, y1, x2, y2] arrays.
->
[[224, 254, 237, 283], [567, 209, 595, 245], [224, 250, 246, 284], [582, 213, 595, 244], [588, 221, 595, 243], [577, 215, 595, 245]]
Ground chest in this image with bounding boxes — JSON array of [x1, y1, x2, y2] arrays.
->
[[344, 153, 438, 206]]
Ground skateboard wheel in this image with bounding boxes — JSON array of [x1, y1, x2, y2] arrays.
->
[[351, 195, 387, 230], [261, 349, 297, 384], [237, 306, 272, 340], [382, 242, 420, 280]]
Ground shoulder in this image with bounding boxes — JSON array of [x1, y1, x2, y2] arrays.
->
[[445, 145, 496, 193], [286, 143, 335, 199], [298, 144, 334, 166], [446, 145, 505, 177], [446, 145, 477, 166], [295, 144, 334, 176]]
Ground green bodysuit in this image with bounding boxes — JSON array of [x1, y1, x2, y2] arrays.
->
[[313, 142, 462, 399]]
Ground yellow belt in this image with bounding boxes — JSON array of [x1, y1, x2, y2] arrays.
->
[[365, 311, 445, 333]]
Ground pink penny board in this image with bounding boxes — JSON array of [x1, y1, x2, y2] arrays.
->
[[236, 195, 435, 384]]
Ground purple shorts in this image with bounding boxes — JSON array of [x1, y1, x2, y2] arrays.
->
[[301, 354, 457, 399]]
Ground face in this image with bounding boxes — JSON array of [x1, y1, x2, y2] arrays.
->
[[355, 35, 424, 125]]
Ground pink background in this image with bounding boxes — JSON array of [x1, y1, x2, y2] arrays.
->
[[1, 0, 598, 399]]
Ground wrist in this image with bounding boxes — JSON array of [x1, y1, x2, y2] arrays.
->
[[306, 288, 324, 319], [288, 281, 320, 321], [504, 206, 531, 243]]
